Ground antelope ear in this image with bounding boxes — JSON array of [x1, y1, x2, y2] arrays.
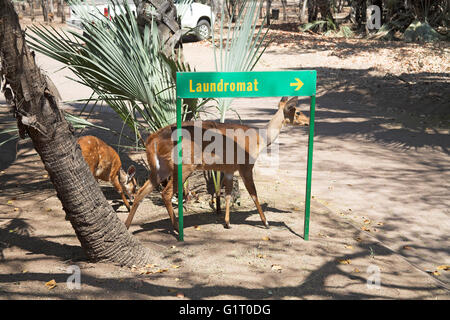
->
[[118, 168, 127, 184], [288, 96, 298, 104], [285, 96, 298, 111], [278, 96, 289, 108], [127, 165, 136, 180]]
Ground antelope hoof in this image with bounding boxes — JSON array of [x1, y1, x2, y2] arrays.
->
[[264, 221, 270, 229], [224, 222, 231, 229]]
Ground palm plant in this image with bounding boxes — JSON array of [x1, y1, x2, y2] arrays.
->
[[26, 0, 206, 148], [374, 0, 448, 40], [18, 0, 270, 211]]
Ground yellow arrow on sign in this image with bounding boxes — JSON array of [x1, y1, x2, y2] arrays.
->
[[290, 78, 304, 91]]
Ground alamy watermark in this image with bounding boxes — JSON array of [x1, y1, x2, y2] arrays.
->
[[366, 264, 381, 290], [66, 265, 81, 290], [170, 120, 280, 168], [367, 5, 381, 30]]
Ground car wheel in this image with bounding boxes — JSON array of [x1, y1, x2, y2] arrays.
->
[[195, 19, 211, 40]]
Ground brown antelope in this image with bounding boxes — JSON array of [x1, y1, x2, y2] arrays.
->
[[125, 96, 308, 231], [290, 108, 310, 126], [77, 135, 137, 211]]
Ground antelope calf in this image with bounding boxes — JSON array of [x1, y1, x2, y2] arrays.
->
[[290, 108, 309, 126], [78, 135, 137, 211], [125, 96, 307, 231]]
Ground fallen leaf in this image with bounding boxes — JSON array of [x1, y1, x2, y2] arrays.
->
[[355, 237, 362, 242], [271, 264, 282, 272], [176, 292, 185, 298], [361, 226, 371, 232], [262, 236, 270, 241], [22, 270, 28, 274], [353, 268, 360, 273], [46, 208, 52, 212], [256, 253, 266, 259], [7, 200, 13, 205], [14, 207, 19, 211], [138, 269, 147, 275], [432, 271, 441, 276], [155, 268, 168, 273], [377, 222, 384, 226], [171, 264, 181, 269], [194, 225, 201, 230], [43, 174, 48, 178], [364, 219, 371, 224], [403, 245, 412, 250], [45, 279, 57, 290], [344, 245, 353, 250], [437, 265, 449, 271], [145, 264, 155, 268], [338, 259, 351, 265]]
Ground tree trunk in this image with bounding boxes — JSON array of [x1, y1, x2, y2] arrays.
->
[[266, 0, 271, 25], [317, 0, 335, 24], [60, 0, 65, 23], [0, 0, 152, 267], [136, 0, 183, 58], [300, 0, 308, 23], [308, 0, 318, 22], [41, 0, 48, 22], [260, 0, 263, 18], [281, 0, 287, 21], [28, 0, 35, 21], [354, 0, 367, 30]]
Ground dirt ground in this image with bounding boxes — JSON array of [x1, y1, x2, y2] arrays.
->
[[0, 17, 449, 299]]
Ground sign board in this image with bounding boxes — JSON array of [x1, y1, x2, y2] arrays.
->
[[176, 71, 317, 241], [177, 71, 316, 98]]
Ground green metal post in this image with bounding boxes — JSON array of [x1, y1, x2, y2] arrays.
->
[[176, 98, 184, 241], [304, 95, 316, 241]]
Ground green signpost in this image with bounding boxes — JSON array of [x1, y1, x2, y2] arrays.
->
[[176, 70, 317, 241]]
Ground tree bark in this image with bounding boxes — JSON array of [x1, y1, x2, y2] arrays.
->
[[60, 0, 65, 24], [281, 0, 287, 21], [0, 0, 152, 267], [28, 0, 35, 21], [308, 0, 318, 22], [266, 0, 272, 25], [40, 0, 48, 22], [136, 0, 182, 57], [300, 0, 308, 23]]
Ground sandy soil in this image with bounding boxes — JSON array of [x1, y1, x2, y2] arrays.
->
[[0, 19, 449, 299]]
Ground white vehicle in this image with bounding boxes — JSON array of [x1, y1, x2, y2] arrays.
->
[[67, 1, 215, 40]]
